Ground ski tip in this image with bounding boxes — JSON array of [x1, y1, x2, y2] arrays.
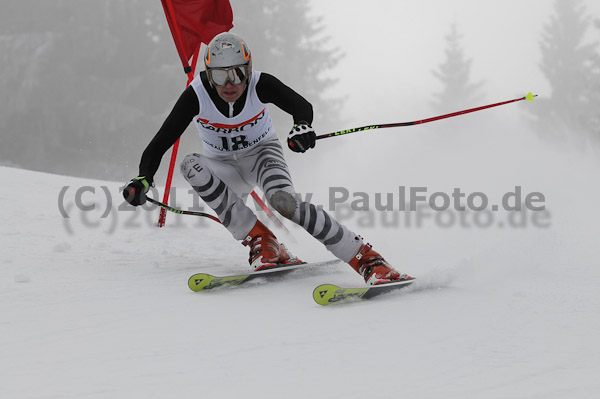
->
[[525, 92, 537, 102], [313, 284, 342, 306], [188, 273, 214, 292]]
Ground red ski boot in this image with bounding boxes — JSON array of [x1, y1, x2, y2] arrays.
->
[[242, 220, 299, 271], [348, 243, 411, 285]]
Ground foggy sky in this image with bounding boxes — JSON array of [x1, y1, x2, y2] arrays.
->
[[310, 0, 600, 127]]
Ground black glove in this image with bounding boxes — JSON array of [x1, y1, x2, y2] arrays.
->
[[123, 176, 153, 206], [287, 122, 316, 153]]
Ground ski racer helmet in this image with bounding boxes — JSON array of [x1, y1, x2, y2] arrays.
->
[[204, 32, 252, 87]]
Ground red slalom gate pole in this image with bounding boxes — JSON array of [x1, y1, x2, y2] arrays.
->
[[157, 0, 235, 227], [157, 46, 200, 227]]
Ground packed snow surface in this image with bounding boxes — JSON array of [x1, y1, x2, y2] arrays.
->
[[1, 155, 599, 398]]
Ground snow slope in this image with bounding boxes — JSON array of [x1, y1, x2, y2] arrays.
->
[[1, 150, 599, 399]]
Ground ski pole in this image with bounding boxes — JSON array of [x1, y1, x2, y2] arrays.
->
[[148, 196, 297, 243], [146, 197, 222, 223], [316, 93, 537, 140]]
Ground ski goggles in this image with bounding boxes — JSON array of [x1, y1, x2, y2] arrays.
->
[[207, 64, 250, 86]]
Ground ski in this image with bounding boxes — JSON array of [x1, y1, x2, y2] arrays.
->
[[313, 278, 416, 306], [188, 259, 341, 292]]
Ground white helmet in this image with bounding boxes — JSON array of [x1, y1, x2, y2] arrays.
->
[[204, 32, 252, 87], [205, 32, 251, 68]]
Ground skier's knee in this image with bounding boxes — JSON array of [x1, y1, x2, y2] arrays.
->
[[269, 190, 298, 219], [180, 153, 208, 183]]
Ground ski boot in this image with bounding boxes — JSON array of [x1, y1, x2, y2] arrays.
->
[[349, 243, 411, 285], [242, 220, 300, 271]]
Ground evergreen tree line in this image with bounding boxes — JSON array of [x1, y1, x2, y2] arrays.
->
[[0, 0, 339, 180], [433, 0, 600, 151], [0, 1, 183, 179], [1, 0, 598, 181]]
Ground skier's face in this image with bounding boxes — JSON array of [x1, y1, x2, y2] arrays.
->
[[215, 80, 246, 103]]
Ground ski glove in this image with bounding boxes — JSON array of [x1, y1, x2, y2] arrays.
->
[[123, 176, 153, 206], [287, 122, 316, 153]]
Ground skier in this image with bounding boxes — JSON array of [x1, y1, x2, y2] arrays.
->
[[123, 32, 410, 285]]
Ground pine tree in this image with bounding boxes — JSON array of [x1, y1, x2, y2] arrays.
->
[[588, 18, 600, 146], [0, 1, 182, 178], [532, 0, 598, 148], [431, 22, 483, 114]]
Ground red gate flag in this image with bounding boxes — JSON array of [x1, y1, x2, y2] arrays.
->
[[161, 0, 233, 70], [158, 0, 233, 227]]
